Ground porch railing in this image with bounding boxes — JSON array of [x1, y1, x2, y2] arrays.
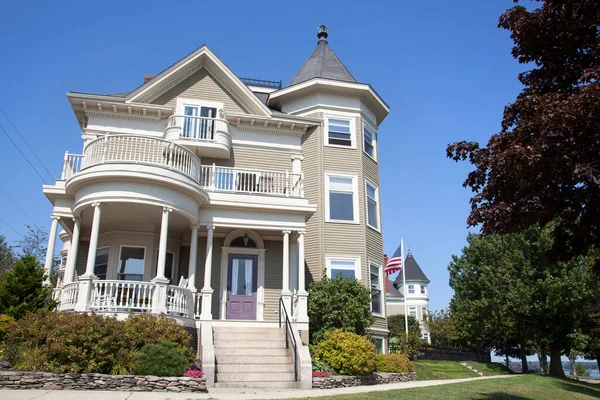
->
[[166, 285, 194, 316], [59, 282, 79, 310], [200, 165, 304, 197], [194, 292, 202, 318], [279, 297, 298, 382], [90, 280, 154, 312], [62, 153, 84, 180]]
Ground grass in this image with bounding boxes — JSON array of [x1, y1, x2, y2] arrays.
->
[[463, 361, 514, 376], [295, 375, 600, 399], [414, 360, 479, 380]]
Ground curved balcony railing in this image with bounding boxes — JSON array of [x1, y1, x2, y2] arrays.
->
[[59, 282, 79, 310], [165, 114, 229, 141], [62, 135, 201, 183], [167, 285, 194, 316]]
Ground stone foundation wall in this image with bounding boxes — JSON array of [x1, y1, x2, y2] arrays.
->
[[312, 372, 416, 389], [0, 371, 207, 392]]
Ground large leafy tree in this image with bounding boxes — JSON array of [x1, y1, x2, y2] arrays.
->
[[387, 314, 421, 339], [0, 235, 15, 281], [449, 227, 600, 377], [426, 309, 469, 348], [447, 0, 600, 270]]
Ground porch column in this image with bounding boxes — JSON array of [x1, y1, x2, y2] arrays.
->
[[281, 230, 292, 316], [200, 224, 214, 320], [76, 203, 101, 312], [296, 230, 308, 323], [43, 215, 60, 286], [188, 225, 198, 292], [152, 207, 171, 314], [63, 217, 80, 285]]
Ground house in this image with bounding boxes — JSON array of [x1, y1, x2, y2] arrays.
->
[[386, 250, 431, 343], [43, 26, 389, 388]]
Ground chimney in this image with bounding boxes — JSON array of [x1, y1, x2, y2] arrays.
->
[[384, 254, 389, 293], [144, 74, 155, 83]]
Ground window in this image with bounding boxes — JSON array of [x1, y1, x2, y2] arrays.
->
[[328, 258, 358, 279], [421, 285, 426, 294], [94, 247, 109, 280], [422, 307, 428, 322], [327, 118, 352, 147], [326, 174, 358, 223], [373, 337, 384, 354], [423, 332, 429, 342], [363, 125, 376, 159], [154, 251, 175, 284], [366, 182, 380, 230], [408, 284, 415, 294], [370, 263, 382, 315], [409, 307, 417, 318], [118, 246, 145, 281]]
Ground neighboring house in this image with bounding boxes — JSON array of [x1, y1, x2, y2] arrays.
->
[[386, 250, 431, 344], [43, 26, 389, 388]]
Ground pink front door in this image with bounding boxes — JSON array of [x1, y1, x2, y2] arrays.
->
[[226, 254, 258, 320]]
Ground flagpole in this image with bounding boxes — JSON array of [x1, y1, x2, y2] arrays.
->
[[402, 237, 408, 339]]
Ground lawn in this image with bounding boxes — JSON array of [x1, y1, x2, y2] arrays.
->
[[463, 361, 514, 376], [414, 360, 479, 380], [296, 375, 600, 399]]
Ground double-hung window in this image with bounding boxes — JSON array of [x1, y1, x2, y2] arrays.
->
[[326, 174, 358, 223], [370, 263, 383, 315], [94, 247, 109, 280], [421, 285, 426, 295], [327, 118, 352, 147], [408, 284, 415, 294], [409, 307, 417, 318], [118, 246, 145, 281], [366, 182, 380, 230], [328, 258, 358, 280], [363, 125, 376, 159]]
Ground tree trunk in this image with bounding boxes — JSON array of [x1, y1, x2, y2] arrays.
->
[[569, 353, 576, 377], [520, 346, 529, 374], [540, 348, 549, 375], [549, 345, 565, 378], [596, 355, 600, 373], [505, 354, 510, 369]]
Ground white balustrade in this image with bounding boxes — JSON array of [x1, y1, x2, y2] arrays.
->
[[90, 280, 154, 312], [59, 282, 80, 310], [166, 115, 229, 141], [199, 165, 304, 197], [194, 292, 202, 319], [167, 285, 194, 317], [62, 153, 84, 180]]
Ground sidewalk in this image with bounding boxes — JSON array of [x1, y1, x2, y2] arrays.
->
[[0, 375, 521, 400]]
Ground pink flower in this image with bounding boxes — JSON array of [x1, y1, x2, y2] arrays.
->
[[185, 369, 204, 378]]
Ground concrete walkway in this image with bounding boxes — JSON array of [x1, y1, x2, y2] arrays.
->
[[0, 375, 521, 400]]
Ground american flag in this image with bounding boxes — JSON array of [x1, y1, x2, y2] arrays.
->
[[384, 243, 403, 276]]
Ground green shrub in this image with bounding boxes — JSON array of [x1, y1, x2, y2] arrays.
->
[[15, 346, 47, 371], [387, 315, 421, 338], [5, 310, 193, 374], [315, 329, 376, 376], [134, 342, 188, 377], [391, 332, 424, 360], [0, 315, 15, 343], [111, 349, 140, 375], [375, 353, 414, 373], [308, 275, 375, 344]]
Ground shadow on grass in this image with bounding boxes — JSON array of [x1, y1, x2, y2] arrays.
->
[[557, 379, 600, 398], [473, 394, 531, 400]]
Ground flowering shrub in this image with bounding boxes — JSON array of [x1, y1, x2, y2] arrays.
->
[[315, 329, 376, 376], [185, 369, 204, 378], [312, 370, 330, 377]]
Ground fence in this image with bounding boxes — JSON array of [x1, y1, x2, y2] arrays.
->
[[416, 346, 491, 363]]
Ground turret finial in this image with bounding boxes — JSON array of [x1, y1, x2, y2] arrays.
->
[[317, 25, 328, 42]]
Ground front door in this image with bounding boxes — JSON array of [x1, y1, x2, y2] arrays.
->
[[227, 254, 258, 320]]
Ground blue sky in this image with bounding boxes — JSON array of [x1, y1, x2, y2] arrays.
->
[[0, 0, 524, 313]]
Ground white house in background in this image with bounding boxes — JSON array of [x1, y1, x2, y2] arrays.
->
[[43, 26, 390, 388], [386, 250, 431, 344]]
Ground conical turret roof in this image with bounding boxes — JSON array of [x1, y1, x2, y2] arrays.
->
[[393, 251, 430, 291]]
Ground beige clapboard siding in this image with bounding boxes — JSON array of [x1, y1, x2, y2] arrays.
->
[[302, 112, 324, 285], [264, 240, 283, 322], [203, 145, 293, 171], [373, 315, 388, 332], [151, 69, 247, 114]]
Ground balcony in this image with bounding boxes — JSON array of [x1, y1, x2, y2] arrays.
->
[[61, 135, 303, 198], [164, 115, 231, 159]]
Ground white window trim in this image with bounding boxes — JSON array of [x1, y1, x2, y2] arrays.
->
[[326, 256, 361, 281], [325, 172, 360, 224], [421, 285, 427, 294], [117, 245, 146, 281], [324, 115, 356, 149], [408, 306, 417, 318], [372, 335, 385, 354], [175, 97, 224, 116], [362, 120, 377, 161], [365, 180, 381, 232], [369, 261, 385, 317], [408, 284, 415, 294]]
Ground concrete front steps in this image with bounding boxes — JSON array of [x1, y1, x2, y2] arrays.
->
[[213, 326, 299, 389]]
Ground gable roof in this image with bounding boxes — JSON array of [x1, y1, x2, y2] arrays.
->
[[387, 279, 404, 298], [289, 35, 356, 86], [393, 251, 430, 289]]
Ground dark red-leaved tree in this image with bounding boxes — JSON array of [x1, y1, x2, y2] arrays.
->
[[448, 0, 600, 270]]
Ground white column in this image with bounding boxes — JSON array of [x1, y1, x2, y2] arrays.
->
[[76, 203, 101, 312], [297, 230, 309, 324], [43, 216, 60, 286], [188, 225, 198, 292], [63, 217, 80, 285], [200, 224, 214, 320], [280, 230, 292, 316], [151, 207, 171, 315]]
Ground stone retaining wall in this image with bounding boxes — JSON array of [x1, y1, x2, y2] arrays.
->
[[312, 372, 416, 389], [0, 371, 207, 392]]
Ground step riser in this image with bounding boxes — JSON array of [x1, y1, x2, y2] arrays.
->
[[214, 382, 300, 389], [214, 333, 284, 341], [215, 340, 287, 349], [214, 348, 290, 357], [213, 327, 283, 334], [217, 364, 295, 373], [217, 372, 295, 382], [216, 356, 291, 364]]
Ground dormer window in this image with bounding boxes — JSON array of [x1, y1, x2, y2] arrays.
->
[[326, 116, 354, 147], [408, 284, 415, 294]]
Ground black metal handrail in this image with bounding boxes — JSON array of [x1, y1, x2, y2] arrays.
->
[[279, 297, 298, 382]]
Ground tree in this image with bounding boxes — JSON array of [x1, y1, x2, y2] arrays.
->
[[0, 235, 15, 281], [387, 314, 421, 339], [0, 255, 54, 319], [308, 275, 375, 344], [447, 0, 600, 272], [16, 225, 48, 263], [426, 309, 468, 348]]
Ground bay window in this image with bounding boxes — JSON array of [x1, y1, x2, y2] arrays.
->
[[366, 181, 380, 230], [326, 174, 358, 223], [326, 117, 353, 147]]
